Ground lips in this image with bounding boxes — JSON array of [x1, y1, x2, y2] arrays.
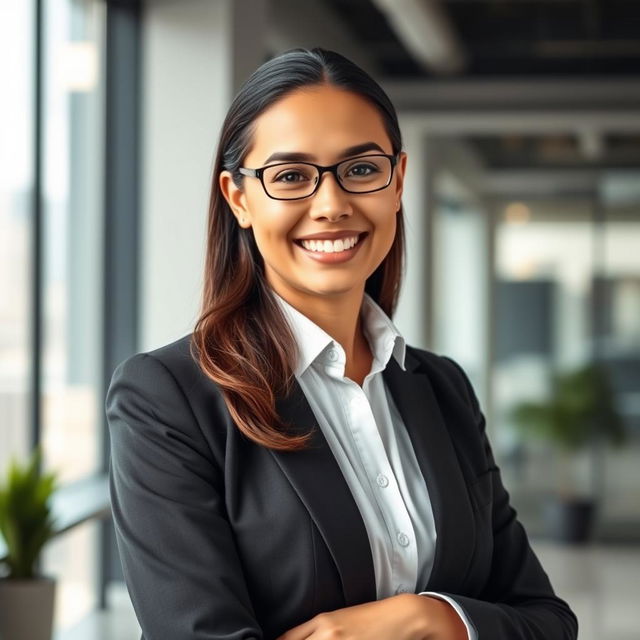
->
[[293, 231, 368, 264]]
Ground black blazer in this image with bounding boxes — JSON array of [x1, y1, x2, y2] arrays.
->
[[106, 334, 578, 640]]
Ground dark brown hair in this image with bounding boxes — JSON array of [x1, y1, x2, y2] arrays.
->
[[191, 47, 405, 451]]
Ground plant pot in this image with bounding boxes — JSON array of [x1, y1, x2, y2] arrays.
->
[[543, 496, 596, 544], [0, 576, 56, 640]]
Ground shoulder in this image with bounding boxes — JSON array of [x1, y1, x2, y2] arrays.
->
[[404, 344, 481, 415], [110, 333, 202, 386], [107, 333, 228, 420], [106, 334, 235, 459]]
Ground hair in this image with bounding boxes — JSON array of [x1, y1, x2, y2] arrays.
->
[[191, 47, 405, 451]]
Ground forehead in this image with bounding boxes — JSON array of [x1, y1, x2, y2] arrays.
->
[[245, 85, 392, 164]]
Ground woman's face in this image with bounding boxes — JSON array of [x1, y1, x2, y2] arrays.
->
[[219, 83, 407, 305]]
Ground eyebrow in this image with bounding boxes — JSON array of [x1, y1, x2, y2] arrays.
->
[[263, 142, 386, 165]]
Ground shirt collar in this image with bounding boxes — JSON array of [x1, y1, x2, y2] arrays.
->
[[272, 290, 407, 377]]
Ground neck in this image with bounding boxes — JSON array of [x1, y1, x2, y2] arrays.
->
[[271, 283, 370, 371]]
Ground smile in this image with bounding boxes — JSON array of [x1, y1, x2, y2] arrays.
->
[[299, 234, 361, 253], [293, 232, 368, 264]]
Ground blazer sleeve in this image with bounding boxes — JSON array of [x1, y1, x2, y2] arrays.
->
[[439, 356, 579, 640], [106, 352, 263, 640]]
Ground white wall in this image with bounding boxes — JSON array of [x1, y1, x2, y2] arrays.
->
[[141, 0, 233, 350], [394, 121, 432, 349]]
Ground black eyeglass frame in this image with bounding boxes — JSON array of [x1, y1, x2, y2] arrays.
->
[[237, 153, 399, 201]]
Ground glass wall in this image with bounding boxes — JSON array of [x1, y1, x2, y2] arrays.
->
[[40, 0, 107, 633], [492, 176, 640, 536], [0, 0, 34, 475], [598, 171, 640, 536], [41, 0, 106, 484], [1, 0, 108, 635], [493, 195, 595, 512], [428, 134, 640, 537], [43, 521, 100, 632]]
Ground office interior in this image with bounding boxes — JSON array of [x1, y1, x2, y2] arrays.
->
[[1, 1, 639, 638]]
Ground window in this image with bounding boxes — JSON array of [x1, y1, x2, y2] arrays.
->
[[0, 0, 35, 474], [42, 0, 106, 484]]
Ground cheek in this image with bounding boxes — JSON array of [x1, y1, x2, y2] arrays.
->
[[380, 215, 397, 252], [252, 227, 292, 265], [248, 210, 299, 261], [368, 209, 397, 265], [371, 202, 397, 239], [246, 193, 294, 235]]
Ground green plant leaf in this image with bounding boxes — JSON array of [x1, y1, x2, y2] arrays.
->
[[508, 362, 627, 453], [0, 447, 58, 579]]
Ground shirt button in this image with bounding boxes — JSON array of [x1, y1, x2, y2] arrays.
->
[[395, 584, 408, 594], [397, 532, 410, 547], [327, 348, 339, 362], [376, 473, 389, 488]]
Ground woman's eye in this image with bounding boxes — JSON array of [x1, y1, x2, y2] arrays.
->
[[347, 163, 378, 176], [275, 171, 306, 183]]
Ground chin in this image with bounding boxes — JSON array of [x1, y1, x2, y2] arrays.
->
[[301, 279, 365, 298]]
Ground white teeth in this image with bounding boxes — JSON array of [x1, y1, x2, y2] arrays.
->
[[300, 235, 360, 253]]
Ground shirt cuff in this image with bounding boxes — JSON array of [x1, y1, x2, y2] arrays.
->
[[417, 591, 477, 640]]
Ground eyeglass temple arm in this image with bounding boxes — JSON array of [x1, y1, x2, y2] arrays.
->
[[237, 167, 259, 177]]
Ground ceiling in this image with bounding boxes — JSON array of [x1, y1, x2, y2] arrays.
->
[[326, 0, 640, 78], [269, 0, 640, 175], [468, 132, 640, 169]]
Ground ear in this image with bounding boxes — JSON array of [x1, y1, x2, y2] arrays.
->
[[219, 170, 252, 228], [394, 152, 407, 211]]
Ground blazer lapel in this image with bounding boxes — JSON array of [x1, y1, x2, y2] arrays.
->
[[269, 350, 476, 604], [382, 351, 476, 592], [270, 379, 377, 606]]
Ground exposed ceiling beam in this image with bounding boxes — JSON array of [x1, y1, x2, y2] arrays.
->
[[401, 110, 640, 135], [383, 77, 640, 112], [372, 0, 466, 75], [483, 169, 601, 198]]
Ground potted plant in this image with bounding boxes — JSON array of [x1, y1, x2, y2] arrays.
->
[[508, 361, 626, 543], [0, 447, 59, 640]]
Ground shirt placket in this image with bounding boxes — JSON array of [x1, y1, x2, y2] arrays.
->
[[345, 380, 419, 598]]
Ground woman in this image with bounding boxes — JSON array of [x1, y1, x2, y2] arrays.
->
[[107, 48, 578, 640]]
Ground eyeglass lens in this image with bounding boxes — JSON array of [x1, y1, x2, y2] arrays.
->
[[262, 155, 392, 199]]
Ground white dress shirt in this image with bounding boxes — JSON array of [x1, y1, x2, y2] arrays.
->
[[273, 290, 477, 640]]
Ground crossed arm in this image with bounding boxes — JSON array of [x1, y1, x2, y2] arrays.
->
[[274, 594, 468, 640]]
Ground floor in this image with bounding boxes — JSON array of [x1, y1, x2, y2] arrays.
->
[[54, 585, 140, 640], [533, 541, 639, 640], [55, 541, 639, 640]]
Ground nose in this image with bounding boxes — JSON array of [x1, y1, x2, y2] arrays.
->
[[308, 170, 353, 221]]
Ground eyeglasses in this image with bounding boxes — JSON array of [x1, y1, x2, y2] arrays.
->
[[237, 153, 398, 201]]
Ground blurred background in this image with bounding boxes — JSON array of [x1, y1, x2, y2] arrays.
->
[[1, 0, 639, 638]]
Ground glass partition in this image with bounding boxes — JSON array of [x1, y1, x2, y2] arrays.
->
[[0, 0, 35, 475], [41, 0, 106, 484]]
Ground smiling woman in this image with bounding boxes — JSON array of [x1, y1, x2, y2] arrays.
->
[[106, 48, 578, 640], [220, 85, 404, 325]]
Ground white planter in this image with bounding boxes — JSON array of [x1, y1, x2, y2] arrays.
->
[[0, 576, 56, 640]]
